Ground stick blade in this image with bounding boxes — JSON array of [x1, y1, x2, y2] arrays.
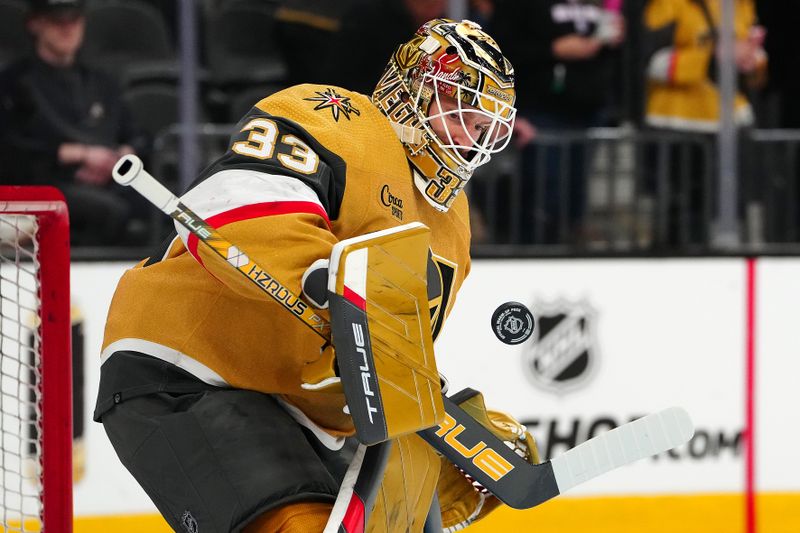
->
[[420, 395, 560, 510], [551, 407, 694, 494]]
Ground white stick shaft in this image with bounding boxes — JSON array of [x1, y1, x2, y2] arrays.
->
[[112, 154, 179, 214], [322, 444, 367, 533], [550, 406, 694, 493]]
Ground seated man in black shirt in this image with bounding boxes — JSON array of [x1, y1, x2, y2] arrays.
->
[[0, 0, 147, 246]]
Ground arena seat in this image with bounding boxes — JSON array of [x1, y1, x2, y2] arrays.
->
[[82, 0, 178, 86], [204, 1, 286, 87], [0, 0, 30, 70]]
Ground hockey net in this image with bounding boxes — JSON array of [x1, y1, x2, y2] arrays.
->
[[0, 187, 72, 533]]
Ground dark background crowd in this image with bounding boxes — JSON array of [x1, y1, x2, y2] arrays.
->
[[1, 0, 798, 256]]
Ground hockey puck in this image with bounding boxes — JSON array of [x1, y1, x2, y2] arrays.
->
[[491, 301, 535, 345]]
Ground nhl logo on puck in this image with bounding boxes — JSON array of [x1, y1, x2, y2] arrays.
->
[[491, 301, 535, 345]]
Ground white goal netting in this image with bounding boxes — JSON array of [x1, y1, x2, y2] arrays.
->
[[1, 189, 72, 533], [1, 214, 44, 533]]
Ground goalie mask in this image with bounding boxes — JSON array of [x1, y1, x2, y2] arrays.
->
[[372, 19, 516, 212]]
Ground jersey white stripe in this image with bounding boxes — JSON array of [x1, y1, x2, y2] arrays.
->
[[101, 338, 229, 387], [174, 169, 325, 245], [181, 169, 324, 218]]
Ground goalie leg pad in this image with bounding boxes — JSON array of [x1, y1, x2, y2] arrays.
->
[[328, 222, 444, 445], [368, 434, 442, 532]]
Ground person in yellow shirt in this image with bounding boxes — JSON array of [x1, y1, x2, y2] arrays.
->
[[642, 0, 766, 246], [644, 0, 765, 130]]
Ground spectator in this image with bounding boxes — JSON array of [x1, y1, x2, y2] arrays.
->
[[492, 0, 626, 244], [643, 0, 766, 246], [0, 0, 147, 246], [644, 0, 764, 131]]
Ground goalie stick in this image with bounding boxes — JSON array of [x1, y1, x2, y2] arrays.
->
[[112, 156, 331, 340], [112, 155, 695, 511], [422, 393, 694, 509], [322, 441, 392, 533]]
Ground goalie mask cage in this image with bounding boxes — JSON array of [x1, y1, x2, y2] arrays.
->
[[0, 187, 72, 533]]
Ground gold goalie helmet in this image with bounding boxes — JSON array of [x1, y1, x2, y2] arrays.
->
[[372, 18, 516, 212]]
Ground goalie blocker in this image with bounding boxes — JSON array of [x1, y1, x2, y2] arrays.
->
[[326, 223, 444, 445]]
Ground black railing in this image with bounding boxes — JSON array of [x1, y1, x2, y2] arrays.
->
[[71, 126, 800, 261], [469, 127, 800, 257], [470, 128, 718, 251], [744, 130, 800, 244]]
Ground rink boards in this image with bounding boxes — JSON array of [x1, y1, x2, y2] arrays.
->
[[67, 258, 800, 532]]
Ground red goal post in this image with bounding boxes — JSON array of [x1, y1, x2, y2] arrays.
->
[[0, 187, 72, 532]]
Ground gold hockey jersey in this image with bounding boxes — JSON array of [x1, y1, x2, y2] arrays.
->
[[103, 83, 470, 432]]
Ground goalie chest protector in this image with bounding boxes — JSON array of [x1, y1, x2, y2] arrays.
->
[[102, 83, 471, 430]]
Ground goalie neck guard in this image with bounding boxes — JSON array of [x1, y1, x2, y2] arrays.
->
[[372, 18, 516, 212]]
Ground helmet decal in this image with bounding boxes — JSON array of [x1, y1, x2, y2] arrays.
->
[[447, 22, 513, 86], [395, 33, 428, 70]]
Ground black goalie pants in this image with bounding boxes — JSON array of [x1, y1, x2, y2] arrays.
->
[[97, 354, 344, 532]]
